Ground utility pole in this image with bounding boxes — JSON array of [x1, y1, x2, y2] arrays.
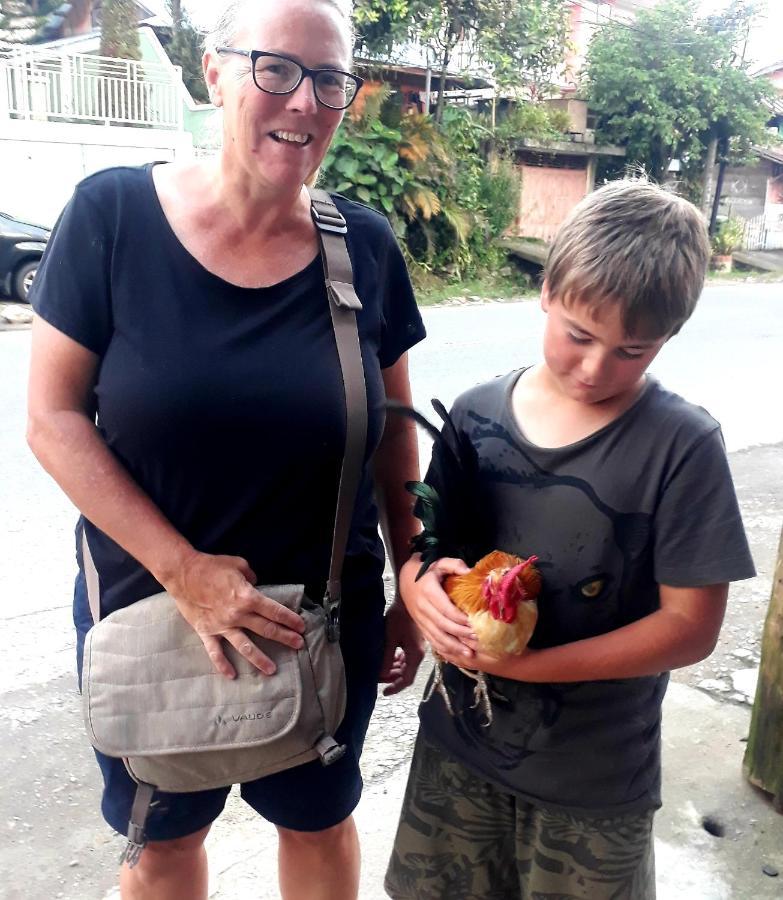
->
[[709, 137, 729, 236]]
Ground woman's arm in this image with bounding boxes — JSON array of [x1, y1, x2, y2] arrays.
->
[[27, 317, 305, 677], [440, 582, 728, 682], [374, 354, 426, 694]]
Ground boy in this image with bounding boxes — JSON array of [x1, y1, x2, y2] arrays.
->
[[385, 180, 755, 900]]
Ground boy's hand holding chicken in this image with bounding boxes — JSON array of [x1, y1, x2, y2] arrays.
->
[[400, 551, 541, 658], [400, 550, 542, 720], [399, 554, 479, 662]]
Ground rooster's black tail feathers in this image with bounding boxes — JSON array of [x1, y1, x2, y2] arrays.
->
[[386, 399, 483, 577]]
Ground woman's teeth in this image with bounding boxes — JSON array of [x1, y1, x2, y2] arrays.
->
[[271, 131, 311, 145]]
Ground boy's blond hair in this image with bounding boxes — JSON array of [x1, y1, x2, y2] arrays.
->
[[544, 180, 711, 339]]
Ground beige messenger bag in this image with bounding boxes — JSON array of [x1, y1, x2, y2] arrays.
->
[[80, 188, 368, 867]]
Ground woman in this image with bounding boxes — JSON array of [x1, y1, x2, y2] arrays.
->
[[26, 1, 425, 897]]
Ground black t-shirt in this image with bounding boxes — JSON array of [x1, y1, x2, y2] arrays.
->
[[31, 164, 426, 617], [419, 369, 755, 814]]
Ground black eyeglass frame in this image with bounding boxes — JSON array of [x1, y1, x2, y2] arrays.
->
[[216, 47, 364, 110]]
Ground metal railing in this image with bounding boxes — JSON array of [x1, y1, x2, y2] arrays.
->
[[0, 46, 183, 129], [744, 213, 783, 251], [362, 37, 492, 80]]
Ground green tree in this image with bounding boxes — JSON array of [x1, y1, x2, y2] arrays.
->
[[100, 0, 140, 60], [353, 0, 418, 57], [166, 0, 208, 103], [354, 0, 570, 120], [478, 0, 570, 96], [0, 0, 62, 43], [584, 0, 772, 186], [419, 0, 569, 120]]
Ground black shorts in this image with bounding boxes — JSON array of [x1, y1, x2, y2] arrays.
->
[[73, 570, 386, 841]]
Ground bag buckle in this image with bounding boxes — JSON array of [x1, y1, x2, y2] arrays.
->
[[324, 590, 341, 643], [121, 780, 154, 869], [121, 824, 146, 869], [311, 201, 348, 235], [328, 280, 363, 311], [316, 734, 347, 766]]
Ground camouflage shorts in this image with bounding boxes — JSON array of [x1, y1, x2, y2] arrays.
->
[[385, 733, 656, 900]]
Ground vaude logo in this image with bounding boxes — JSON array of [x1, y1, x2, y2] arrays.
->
[[214, 711, 273, 726]]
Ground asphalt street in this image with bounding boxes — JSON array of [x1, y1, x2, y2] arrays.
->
[[1, 282, 782, 899]]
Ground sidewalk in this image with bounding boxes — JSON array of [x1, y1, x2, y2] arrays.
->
[[0, 300, 33, 329], [96, 681, 782, 900]]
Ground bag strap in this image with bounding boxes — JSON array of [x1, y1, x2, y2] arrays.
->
[[81, 525, 101, 627], [308, 186, 368, 642], [82, 189, 368, 643]]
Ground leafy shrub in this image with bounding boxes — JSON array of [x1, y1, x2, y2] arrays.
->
[[495, 102, 570, 157], [321, 99, 522, 280], [322, 119, 408, 218], [478, 160, 520, 239], [711, 217, 745, 255]]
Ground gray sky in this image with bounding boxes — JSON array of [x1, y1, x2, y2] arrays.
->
[[180, 0, 781, 69], [698, 0, 782, 70]]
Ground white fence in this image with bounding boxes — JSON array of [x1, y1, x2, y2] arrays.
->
[[744, 213, 783, 251], [0, 46, 183, 130]]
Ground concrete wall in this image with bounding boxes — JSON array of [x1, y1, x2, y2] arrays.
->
[[0, 118, 193, 226], [544, 98, 588, 134], [720, 161, 773, 221], [137, 26, 222, 150], [514, 163, 589, 241]]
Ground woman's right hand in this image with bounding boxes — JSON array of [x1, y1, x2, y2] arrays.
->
[[399, 554, 478, 661], [163, 550, 306, 678]]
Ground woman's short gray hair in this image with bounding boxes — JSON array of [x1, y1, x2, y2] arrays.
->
[[205, 0, 355, 54]]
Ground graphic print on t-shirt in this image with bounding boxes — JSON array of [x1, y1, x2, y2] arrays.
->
[[468, 409, 653, 649]]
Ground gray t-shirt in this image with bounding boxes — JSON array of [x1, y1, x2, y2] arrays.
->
[[418, 369, 755, 814]]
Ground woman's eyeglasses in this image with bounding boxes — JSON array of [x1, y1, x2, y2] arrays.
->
[[216, 48, 363, 110]]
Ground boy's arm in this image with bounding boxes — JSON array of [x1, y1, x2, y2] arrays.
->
[[374, 355, 427, 695], [446, 582, 728, 682]]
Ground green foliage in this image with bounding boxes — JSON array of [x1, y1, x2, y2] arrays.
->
[[478, 161, 520, 238], [0, 0, 62, 43], [100, 0, 140, 60], [585, 0, 773, 186], [439, 105, 487, 211], [323, 117, 414, 223], [711, 217, 745, 255], [321, 100, 519, 280], [494, 102, 570, 156], [353, 0, 418, 57], [322, 89, 434, 229], [166, 0, 208, 103], [414, 268, 534, 305], [477, 0, 571, 94], [353, 0, 570, 101]]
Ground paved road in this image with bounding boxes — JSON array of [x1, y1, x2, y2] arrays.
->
[[1, 283, 782, 898], [408, 282, 783, 452]]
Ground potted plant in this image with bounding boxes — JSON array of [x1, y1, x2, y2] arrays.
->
[[710, 218, 745, 272]]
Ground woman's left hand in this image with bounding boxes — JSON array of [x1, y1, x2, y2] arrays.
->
[[378, 599, 426, 696]]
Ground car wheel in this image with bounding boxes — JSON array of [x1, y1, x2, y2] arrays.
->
[[13, 260, 39, 303]]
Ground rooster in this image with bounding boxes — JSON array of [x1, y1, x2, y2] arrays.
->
[[389, 400, 542, 723]]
